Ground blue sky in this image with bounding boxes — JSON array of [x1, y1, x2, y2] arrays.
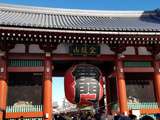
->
[[0, 0, 160, 10], [52, 77, 65, 106]]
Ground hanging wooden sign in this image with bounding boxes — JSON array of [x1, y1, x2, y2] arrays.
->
[[69, 44, 100, 56]]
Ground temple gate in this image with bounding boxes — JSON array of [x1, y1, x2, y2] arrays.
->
[[0, 3, 160, 119]]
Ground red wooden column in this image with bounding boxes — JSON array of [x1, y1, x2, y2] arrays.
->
[[153, 60, 160, 103], [0, 52, 8, 119], [115, 58, 128, 114], [39, 44, 57, 120], [146, 45, 160, 104], [43, 53, 52, 120], [109, 44, 128, 114], [98, 96, 104, 113], [105, 77, 111, 114]]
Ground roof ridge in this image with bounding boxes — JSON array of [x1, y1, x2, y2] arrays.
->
[[0, 3, 155, 17]]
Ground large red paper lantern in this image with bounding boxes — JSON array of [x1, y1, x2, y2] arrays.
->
[[64, 64, 103, 105]]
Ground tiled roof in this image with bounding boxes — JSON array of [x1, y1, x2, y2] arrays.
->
[[0, 3, 160, 31]]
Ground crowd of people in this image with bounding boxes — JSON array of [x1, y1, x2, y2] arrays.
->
[[53, 111, 160, 120], [54, 111, 108, 120]]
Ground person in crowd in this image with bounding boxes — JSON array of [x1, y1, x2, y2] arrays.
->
[[155, 114, 160, 120], [100, 112, 106, 120], [118, 114, 131, 120], [113, 113, 121, 120], [79, 112, 86, 120], [140, 115, 154, 120], [129, 114, 137, 120], [86, 112, 92, 120], [94, 112, 101, 120]]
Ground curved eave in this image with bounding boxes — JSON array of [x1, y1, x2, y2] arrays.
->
[[1, 25, 160, 46], [1, 26, 160, 35]]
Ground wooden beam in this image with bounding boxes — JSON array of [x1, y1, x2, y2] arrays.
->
[[8, 53, 154, 61], [52, 54, 116, 61], [140, 108, 160, 114], [5, 112, 43, 119], [124, 55, 153, 61], [8, 67, 44, 72], [53, 55, 154, 61], [8, 53, 44, 60], [8, 53, 116, 61], [124, 67, 154, 73], [1, 27, 160, 45]]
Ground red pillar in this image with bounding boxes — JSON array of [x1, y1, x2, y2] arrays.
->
[[0, 54, 8, 119], [116, 59, 128, 114], [43, 53, 52, 120], [105, 77, 111, 114], [153, 60, 160, 103], [98, 95, 104, 113]]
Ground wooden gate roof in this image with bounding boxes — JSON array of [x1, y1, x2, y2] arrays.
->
[[0, 3, 160, 32]]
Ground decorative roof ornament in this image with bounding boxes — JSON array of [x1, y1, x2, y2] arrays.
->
[[150, 8, 160, 21], [155, 8, 160, 16]]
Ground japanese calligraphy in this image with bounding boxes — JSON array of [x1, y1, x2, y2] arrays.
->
[[69, 44, 100, 56]]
